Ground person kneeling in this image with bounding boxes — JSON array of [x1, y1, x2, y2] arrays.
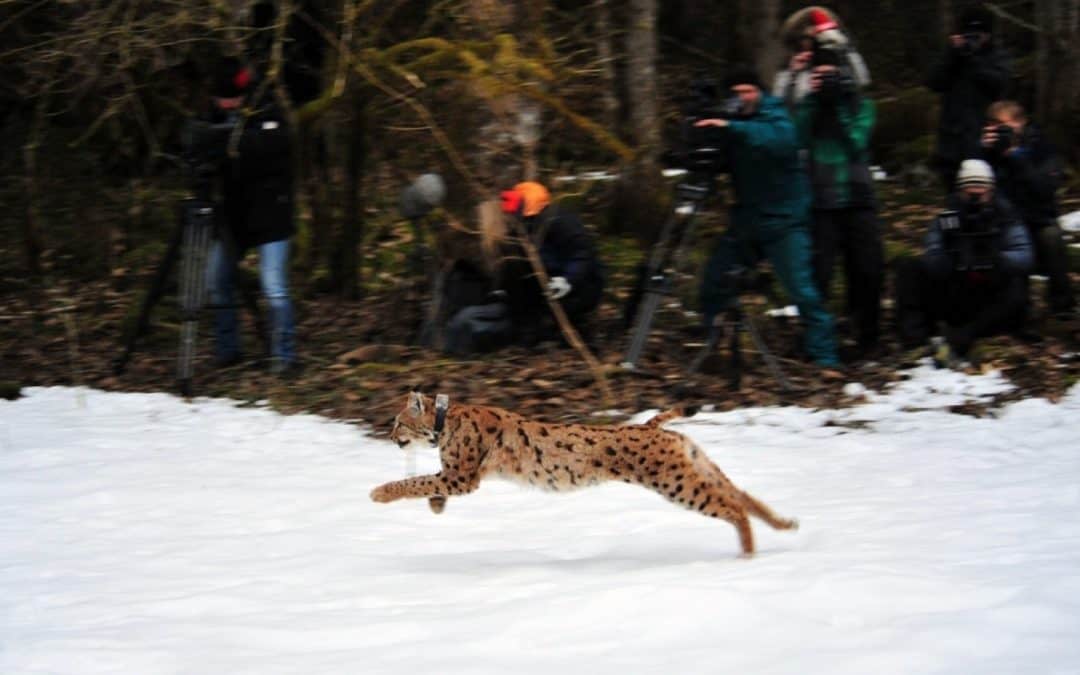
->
[[498, 182, 604, 346], [895, 159, 1034, 366], [444, 182, 604, 353]]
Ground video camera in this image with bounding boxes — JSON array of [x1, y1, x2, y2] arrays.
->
[[677, 78, 747, 174], [937, 209, 999, 272], [181, 113, 240, 174]]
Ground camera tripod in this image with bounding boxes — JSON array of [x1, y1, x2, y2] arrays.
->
[[621, 171, 717, 369], [687, 268, 791, 392], [113, 163, 265, 397]]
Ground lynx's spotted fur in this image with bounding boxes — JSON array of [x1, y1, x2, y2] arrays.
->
[[371, 392, 798, 555]]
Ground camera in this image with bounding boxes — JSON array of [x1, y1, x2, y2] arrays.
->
[[991, 123, 1014, 153], [811, 44, 856, 100], [938, 209, 999, 272], [678, 79, 745, 174], [958, 32, 983, 56]]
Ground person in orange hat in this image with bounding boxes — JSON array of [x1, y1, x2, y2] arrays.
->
[[497, 181, 605, 346]]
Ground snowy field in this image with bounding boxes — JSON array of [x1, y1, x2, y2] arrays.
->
[[2, 365, 1080, 675]]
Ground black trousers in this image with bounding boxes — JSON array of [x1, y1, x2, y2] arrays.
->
[[895, 257, 1028, 355], [811, 207, 884, 348], [1030, 224, 1075, 314]]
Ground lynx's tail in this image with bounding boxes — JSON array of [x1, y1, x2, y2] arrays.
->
[[642, 405, 699, 428], [740, 490, 799, 531]]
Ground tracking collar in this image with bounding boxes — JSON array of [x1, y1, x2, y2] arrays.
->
[[432, 394, 449, 446]]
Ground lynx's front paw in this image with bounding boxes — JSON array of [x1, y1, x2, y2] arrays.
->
[[370, 484, 396, 503], [428, 496, 447, 514]]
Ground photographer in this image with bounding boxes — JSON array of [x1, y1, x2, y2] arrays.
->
[[895, 160, 1033, 363], [494, 182, 604, 347], [926, 6, 1010, 193], [694, 66, 839, 368], [774, 7, 871, 110], [192, 57, 297, 375], [794, 46, 884, 359], [980, 100, 1074, 318]]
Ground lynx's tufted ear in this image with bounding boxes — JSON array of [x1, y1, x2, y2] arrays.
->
[[408, 391, 425, 416]]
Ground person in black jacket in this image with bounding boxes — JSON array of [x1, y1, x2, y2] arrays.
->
[[199, 57, 298, 374], [498, 181, 604, 346], [895, 160, 1034, 365], [981, 100, 1074, 317], [793, 48, 884, 359], [926, 7, 1010, 194]]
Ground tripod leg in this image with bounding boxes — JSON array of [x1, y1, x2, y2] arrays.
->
[[687, 321, 723, 374], [622, 189, 710, 368], [621, 263, 649, 331], [177, 208, 214, 395], [622, 285, 664, 368], [729, 312, 743, 391], [417, 265, 446, 348], [114, 222, 184, 374], [743, 314, 792, 393]]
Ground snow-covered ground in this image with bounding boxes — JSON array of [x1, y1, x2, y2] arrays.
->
[[2, 365, 1080, 675]]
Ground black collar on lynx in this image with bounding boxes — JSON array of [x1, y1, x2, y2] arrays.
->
[[432, 394, 449, 446]]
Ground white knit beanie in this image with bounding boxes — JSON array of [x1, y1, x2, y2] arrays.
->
[[956, 159, 995, 189]]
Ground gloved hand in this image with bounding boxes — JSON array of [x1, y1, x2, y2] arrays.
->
[[546, 276, 571, 300]]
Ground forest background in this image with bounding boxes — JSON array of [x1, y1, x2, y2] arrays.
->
[[1, 0, 1078, 424]]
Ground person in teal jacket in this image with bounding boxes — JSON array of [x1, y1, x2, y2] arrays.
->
[[694, 65, 839, 367]]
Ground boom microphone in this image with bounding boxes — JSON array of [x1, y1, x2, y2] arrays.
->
[[399, 173, 447, 219]]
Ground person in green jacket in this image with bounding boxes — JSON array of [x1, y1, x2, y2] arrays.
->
[[694, 65, 840, 367], [793, 55, 884, 358]]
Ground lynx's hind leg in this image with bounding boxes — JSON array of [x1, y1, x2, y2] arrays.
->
[[685, 438, 798, 532], [637, 448, 759, 555]]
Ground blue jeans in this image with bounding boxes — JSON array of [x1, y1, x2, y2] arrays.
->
[[206, 239, 295, 365]]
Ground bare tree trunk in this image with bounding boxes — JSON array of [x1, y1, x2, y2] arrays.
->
[[298, 124, 329, 280], [1035, 0, 1080, 160], [466, 0, 536, 188], [611, 0, 664, 238], [22, 97, 48, 279], [737, 0, 783, 84], [336, 94, 366, 299], [594, 0, 620, 133], [626, 0, 660, 174]]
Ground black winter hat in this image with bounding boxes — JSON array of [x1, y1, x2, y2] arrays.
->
[[958, 7, 994, 34], [722, 64, 763, 91], [211, 57, 253, 98]]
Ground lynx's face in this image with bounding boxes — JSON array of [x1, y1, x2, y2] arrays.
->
[[389, 392, 436, 449]]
